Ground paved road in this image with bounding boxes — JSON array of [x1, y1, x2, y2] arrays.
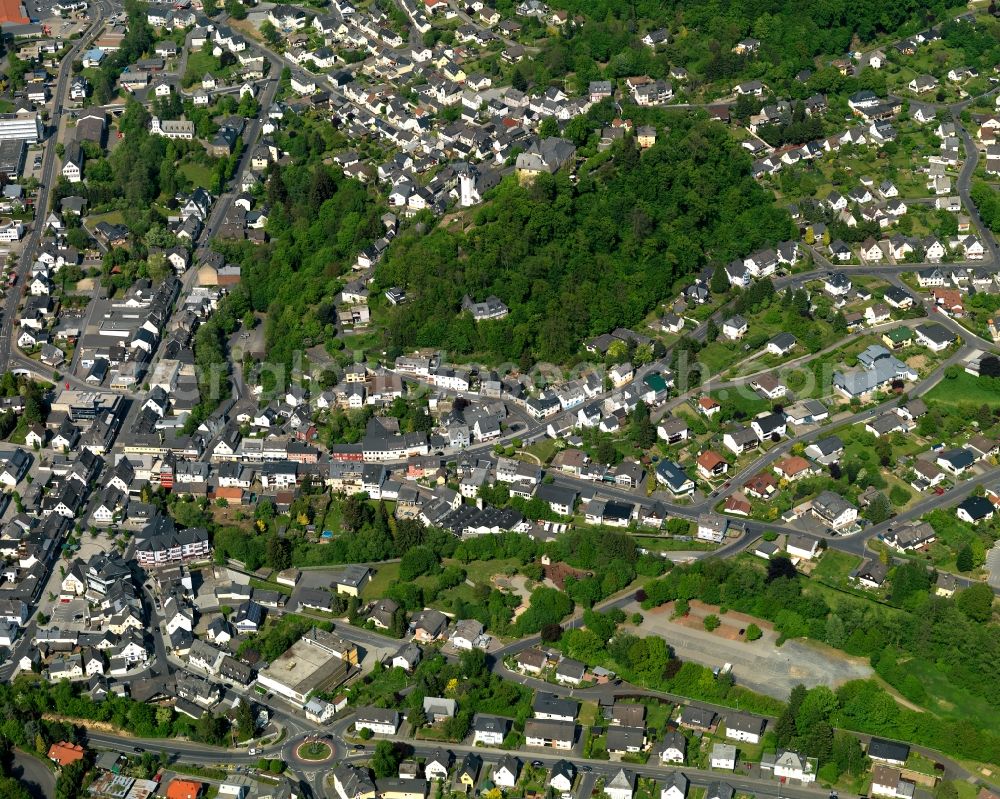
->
[[208, 15, 1000, 591], [85, 724, 843, 799], [11, 750, 55, 799], [954, 119, 1000, 262], [0, 0, 109, 369]]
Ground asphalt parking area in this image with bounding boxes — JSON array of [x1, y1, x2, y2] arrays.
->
[[986, 544, 1000, 588]]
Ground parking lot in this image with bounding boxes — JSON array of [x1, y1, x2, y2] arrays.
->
[[986, 544, 1000, 589], [50, 597, 89, 630], [622, 599, 873, 699]]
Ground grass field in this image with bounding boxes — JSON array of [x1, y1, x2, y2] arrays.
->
[[522, 438, 559, 464], [709, 389, 771, 419], [320, 503, 342, 534], [633, 535, 714, 552], [250, 577, 292, 596], [87, 210, 125, 226], [461, 557, 520, 583], [183, 49, 222, 86], [925, 371, 1000, 408], [297, 741, 332, 761], [361, 561, 400, 602], [361, 556, 520, 613], [904, 656, 1000, 733], [811, 550, 862, 583], [180, 161, 215, 189]]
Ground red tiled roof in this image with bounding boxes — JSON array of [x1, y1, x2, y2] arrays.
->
[[166, 780, 202, 799], [0, 0, 29, 24], [47, 742, 84, 767]]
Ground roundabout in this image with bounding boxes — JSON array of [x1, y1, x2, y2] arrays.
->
[[293, 738, 336, 764]]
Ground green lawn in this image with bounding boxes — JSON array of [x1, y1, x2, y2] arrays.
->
[[361, 561, 400, 602], [361, 557, 519, 615], [633, 535, 714, 552], [522, 438, 559, 464], [86, 210, 125, 226], [700, 341, 747, 375], [811, 550, 862, 583], [297, 741, 332, 761], [8, 416, 27, 445], [183, 49, 222, 86], [250, 577, 292, 596], [903, 751, 941, 777], [640, 699, 673, 731], [179, 161, 215, 188], [709, 389, 771, 419], [320, 503, 342, 534], [459, 557, 520, 583], [925, 371, 1000, 408]]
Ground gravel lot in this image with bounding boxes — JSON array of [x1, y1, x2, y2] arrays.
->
[[624, 600, 873, 700]]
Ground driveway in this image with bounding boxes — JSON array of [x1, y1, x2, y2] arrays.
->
[[623, 601, 873, 699]]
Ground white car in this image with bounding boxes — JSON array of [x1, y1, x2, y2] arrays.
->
[[248, 748, 258, 756]]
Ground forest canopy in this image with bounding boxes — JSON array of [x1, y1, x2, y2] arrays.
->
[[537, 0, 963, 78], [374, 118, 795, 364], [219, 162, 384, 369]]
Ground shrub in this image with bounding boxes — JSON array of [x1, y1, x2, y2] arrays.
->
[[540, 623, 564, 642], [888, 485, 911, 507]]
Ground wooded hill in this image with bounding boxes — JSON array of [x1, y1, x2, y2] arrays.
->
[[374, 118, 795, 365]]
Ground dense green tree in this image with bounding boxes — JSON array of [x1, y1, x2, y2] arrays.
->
[[371, 741, 402, 778], [865, 492, 892, 525], [399, 546, 440, 580], [710, 264, 730, 294], [236, 699, 255, 739], [265, 537, 292, 571], [956, 544, 974, 573], [889, 561, 931, 605], [630, 400, 656, 449], [957, 583, 994, 623]]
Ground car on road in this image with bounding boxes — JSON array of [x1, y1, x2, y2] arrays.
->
[[248, 748, 258, 756], [581, 766, 592, 772], [532, 761, 543, 768], [133, 746, 142, 753], [352, 744, 365, 751]]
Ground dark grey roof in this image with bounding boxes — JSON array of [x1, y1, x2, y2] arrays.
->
[[533, 691, 578, 719], [868, 738, 910, 762], [958, 495, 994, 520]]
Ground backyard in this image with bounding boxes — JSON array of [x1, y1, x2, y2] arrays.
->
[[810, 550, 862, 584], [924, 371, 1000, 408]]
